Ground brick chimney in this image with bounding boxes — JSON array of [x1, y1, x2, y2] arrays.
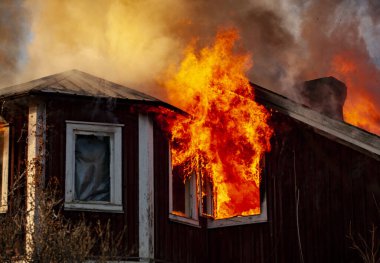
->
[[301, 77, 347, 120]]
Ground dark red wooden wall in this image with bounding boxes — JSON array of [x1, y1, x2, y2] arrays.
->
[[154, 122, 208, 262], [3, 93, 378, 262], [153, 110, 380, 263], [45, 95, 140, 257]]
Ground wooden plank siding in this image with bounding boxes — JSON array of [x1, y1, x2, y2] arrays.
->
[[1, 99, 29, 202], [153, 121, 208, 263], [0, 99, 29, 254], [44, 95, 140, 257], [207, 113, 380, 263], [153, 109, 380, 263], [1, 90, 378, 262]]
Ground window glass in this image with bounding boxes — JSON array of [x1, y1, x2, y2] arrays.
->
[[65, 121, 123, 212], [75, 134, 110, 202]]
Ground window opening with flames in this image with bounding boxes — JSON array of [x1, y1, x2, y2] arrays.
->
[[155, 28, 273, 222]]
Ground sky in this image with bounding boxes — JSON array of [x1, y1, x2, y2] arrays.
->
[[0, 0, 379, 132]]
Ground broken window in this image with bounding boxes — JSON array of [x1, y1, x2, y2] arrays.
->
[[169, 150, 268, 227], [201, 164, 268, 228], [169, 150, 199, 226], [0, 124, 9, 213], [65, 121, 123, 212]]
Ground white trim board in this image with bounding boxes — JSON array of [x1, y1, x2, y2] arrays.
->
[[26, 103, 46, 257], [138, 114, 154, 260], [0, 124, 9, 213]]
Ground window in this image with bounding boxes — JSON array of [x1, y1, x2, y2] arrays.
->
[[0, 124, 9, 213], [202, 179, 267, 228], [169, 150, 199, 226], [169, 149, 267, 228], [65, 121, 123, 212], [201, 160, 268, 228]]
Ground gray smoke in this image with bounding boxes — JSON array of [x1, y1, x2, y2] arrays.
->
[[0, 0, 379, 108], [0, 0, 30, 86]]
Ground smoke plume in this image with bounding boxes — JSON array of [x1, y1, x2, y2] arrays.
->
[[0, 0, 30, 86], [0, 0, 379, 132]]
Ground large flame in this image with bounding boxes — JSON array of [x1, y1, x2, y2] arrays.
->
[[164, 29, 273, 219], [331, 54, 380, 135]]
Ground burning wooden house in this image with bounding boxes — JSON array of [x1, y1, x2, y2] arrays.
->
[[0, 69, 379, 262]]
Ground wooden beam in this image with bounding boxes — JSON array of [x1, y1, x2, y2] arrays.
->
[[138, 113, 154, 261], [26, 102, 46, 257]]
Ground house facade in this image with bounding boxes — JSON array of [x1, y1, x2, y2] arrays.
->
[[0, 70, 379, 262]]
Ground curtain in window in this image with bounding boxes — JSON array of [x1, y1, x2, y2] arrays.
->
[[75, 134, 110, 201]]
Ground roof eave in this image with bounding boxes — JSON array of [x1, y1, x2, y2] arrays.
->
[[252, 83, 380, 159]]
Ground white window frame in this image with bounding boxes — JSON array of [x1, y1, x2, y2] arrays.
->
[[65, 121, 123, 212], [202, 166, 268, 228], [168, 148, 199, 227], [0, 124, 9, 213], [206, 196, 267, 228], [168, 147, 267, 228]]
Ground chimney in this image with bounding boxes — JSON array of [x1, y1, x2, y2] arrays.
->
[[301, 77, 347, 120]]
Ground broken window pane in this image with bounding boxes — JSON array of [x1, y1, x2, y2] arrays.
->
[[172, 165, 187, 216], [171, 163, 197, 218], [201, 177, 214, 217], [75, 134, 110, 202]]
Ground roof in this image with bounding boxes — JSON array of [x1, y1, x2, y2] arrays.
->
[[0, 69, 159, 102], [253, 83, 380, 159], [0, 69, 378, 159]]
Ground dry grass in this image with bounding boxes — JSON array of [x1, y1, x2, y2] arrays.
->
[[0, 177, 128, 262]]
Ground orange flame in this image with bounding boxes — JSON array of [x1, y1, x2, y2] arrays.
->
[[164, 29, 273, 219], [331, 54, 380, 135]]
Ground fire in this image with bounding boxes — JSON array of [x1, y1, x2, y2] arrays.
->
[[164, 29, 273, 219], [331, 54, 380, 135]]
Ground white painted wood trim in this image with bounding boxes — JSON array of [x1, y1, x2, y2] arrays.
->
[[64, 122, 123, 212], [0, 124, 9, 213], [64, 202, 123, 212], [26, 103, 46, 256], [66, 120, 124, 127], [168, 147, 200, 227], [138, 114, 154, 260], [207, 196, 268, 228], [200, 178, 213, 217], [168, 213, 200, 227]]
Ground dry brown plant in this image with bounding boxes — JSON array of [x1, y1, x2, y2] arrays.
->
[[0, 176, 128, 262]]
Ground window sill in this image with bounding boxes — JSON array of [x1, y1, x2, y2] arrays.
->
[[206, 197, 268, 228], [206, 212, 267, 228], [64, 202, 123, 213], [169, 213, 200, 228]]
